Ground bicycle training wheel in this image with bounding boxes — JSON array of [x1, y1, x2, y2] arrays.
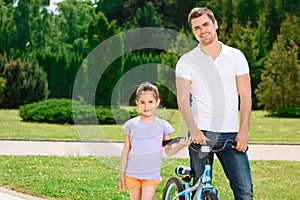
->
[[162, 177, 185, 200]]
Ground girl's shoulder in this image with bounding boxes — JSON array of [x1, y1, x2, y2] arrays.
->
[[154, 117, 172, 127], [125, 116, 170, 127], [154, 116, 166, 123], [124, 116, 140, 125], [128, 115, 141, 121]]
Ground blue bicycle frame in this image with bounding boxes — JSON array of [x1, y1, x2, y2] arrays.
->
[[164, 164, 219, 200], [195, 164, 219, 200], [162, 139, 237, 200]]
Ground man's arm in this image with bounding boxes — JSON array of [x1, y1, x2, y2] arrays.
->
[[176, 77, 207, 144], [235, 74, 252, 152]]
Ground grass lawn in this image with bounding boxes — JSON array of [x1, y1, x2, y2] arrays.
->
[[0, 109, 299, 143], [0, 156, 299, 200], [0, 109, 299, 199]]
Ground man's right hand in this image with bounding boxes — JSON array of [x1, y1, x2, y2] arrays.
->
[[190, 129, 207, 144]]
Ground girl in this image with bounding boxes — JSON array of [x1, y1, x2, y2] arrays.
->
[[119, 82, 190, 200]]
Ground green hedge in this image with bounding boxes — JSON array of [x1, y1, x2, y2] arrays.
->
[[276, 105, 300, 118], [96, 106, 135, 125], [19, 99, 138, 124]]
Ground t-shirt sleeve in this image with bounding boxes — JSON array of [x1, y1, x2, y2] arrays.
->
[[175, 56, 192, 81], [163, 121, 174, 135], [122, 120, 132, 133], [235, 49, 250, 76]]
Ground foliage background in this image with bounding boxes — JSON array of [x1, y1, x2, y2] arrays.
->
[[0, 0, 299, 114]]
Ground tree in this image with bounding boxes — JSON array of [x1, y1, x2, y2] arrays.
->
[[121, 52, 161, 106], [251, 14, 269, 109], [162, 0, 197, 29], [1, 58, 49, 108], [96, 0, 124, 25], [233, 21, 260, 109], [49, 55, 68, 98], [27, 0, 51, 53], [65, 53, 83, 98], [12, 0, 31, 53], [207, 0, 234, 34], [279, 15, 300, 58], [256, 15, 300, 112], [255, 35, 300, 112], [123, 1, 165, 28], [210, 0, 234, 43], [280, 0, 300, 17], [84, 12, 123, 106], [0, 55, 7, 102], [262, 0, 282, 47], [57, 0, 95, 45], [235, 0, 259, 28], [159, 28, 197, 108], [234, 15, 269, 109], [1, 0, 300, 110], [0, 1, 15, 54]]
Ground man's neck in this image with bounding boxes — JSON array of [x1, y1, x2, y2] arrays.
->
[[200, 41, 222, 61]]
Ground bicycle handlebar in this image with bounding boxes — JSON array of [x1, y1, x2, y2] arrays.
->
[[162, 137, 244, 153], [162, 137, 185, 147]]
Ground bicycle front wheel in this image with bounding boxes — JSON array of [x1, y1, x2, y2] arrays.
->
[[194, 189, 218, 200], [162, 177, 185, 200], [201, 191, 218, 200]]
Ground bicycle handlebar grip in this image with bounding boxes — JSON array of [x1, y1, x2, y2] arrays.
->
[[190, 139, 239, 153], [162, 140, 171, 147], [162, 137, 184, 147]]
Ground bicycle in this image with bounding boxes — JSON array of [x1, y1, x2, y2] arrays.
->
[[162, 137, 240, 200]]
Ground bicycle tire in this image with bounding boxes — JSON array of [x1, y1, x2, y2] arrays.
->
[[192, 183, 202, 200], [162, 177, 185, 200], [194, 189, 218, 200], [202, 191, 218, 200]]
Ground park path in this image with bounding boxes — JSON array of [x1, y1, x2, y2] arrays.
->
[[0, 140, 299, 161], [0, 140, 299, 199], [0, 187, 46, 200]]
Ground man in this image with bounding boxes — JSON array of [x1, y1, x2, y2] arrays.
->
[[175, 7, 253, 199]]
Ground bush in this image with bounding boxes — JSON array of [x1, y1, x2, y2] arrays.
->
[[129, 108, 139, 118], [19, 99, 95, 124], [19, 99, 137, 125], [276, 105, 300, 118], [95, 107, 137, 125], [0, 77, 6, 102], [95, 107, 114, 124]]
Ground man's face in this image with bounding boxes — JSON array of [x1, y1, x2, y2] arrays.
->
[[191, 14, 218, 45]]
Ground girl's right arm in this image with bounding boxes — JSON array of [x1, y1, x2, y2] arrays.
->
[[119, 134, 131, 191], [164, 137, 191, 157]]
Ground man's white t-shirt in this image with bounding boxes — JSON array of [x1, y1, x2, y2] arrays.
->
[[176, 42, 249, 132]]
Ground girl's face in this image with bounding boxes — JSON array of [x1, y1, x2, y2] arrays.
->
[[136, 91, 160, 118]]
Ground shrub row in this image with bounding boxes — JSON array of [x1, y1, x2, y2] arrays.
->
[[19, 99, 139, 125], [276, 105, 300, 118]]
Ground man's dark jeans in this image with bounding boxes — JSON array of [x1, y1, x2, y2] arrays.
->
[[189, 131, 253, 200]]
